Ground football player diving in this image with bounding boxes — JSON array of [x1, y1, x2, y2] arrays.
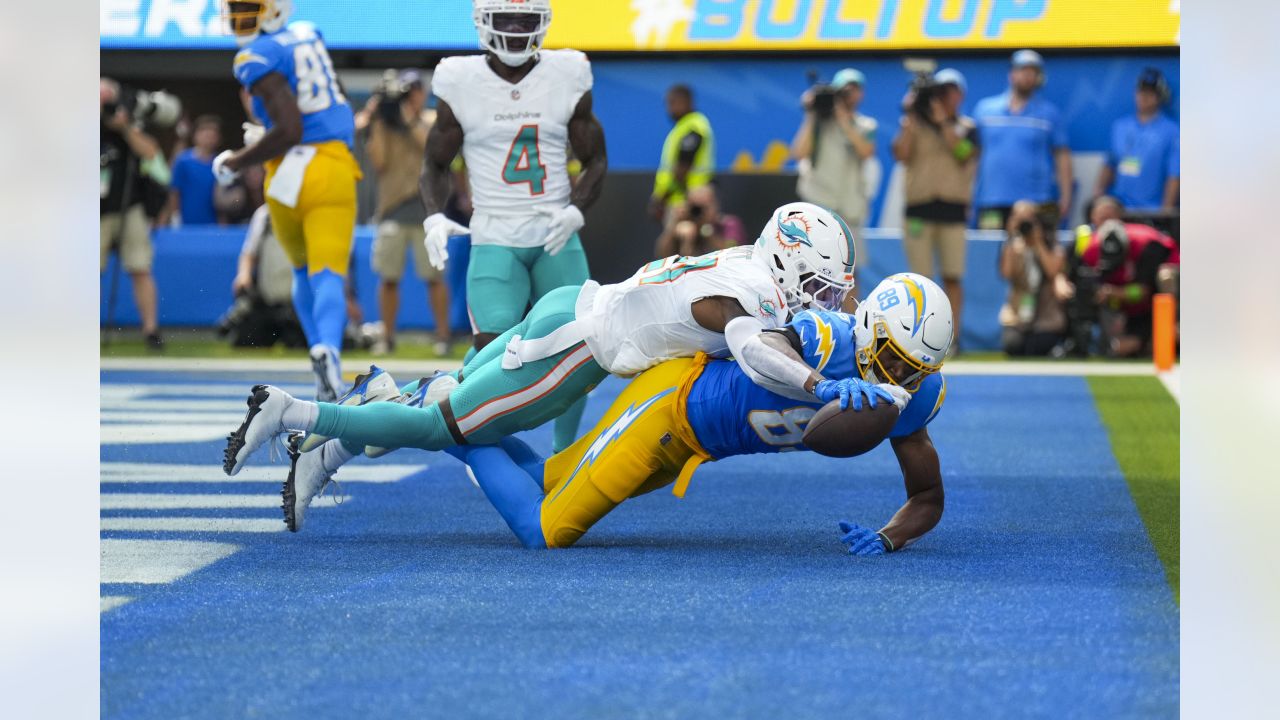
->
[[215, 1, 360, 402], [436, 272, 952, 554]]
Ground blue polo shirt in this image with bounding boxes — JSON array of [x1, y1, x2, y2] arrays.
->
[[170, 149, 218, 225], [973, 92, 1069, 207], [1105, 113, 1179, 210]]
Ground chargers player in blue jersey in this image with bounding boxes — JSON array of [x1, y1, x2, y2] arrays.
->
[[214, 1, 359, 401], [441, 272, 952, 554]]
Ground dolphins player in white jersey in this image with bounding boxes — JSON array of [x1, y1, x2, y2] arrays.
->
[[223, 204, 877, 532], [419, 0, 607, 453]]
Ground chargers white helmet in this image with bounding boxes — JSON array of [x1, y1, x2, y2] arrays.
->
[[224, 0, 292, 46], [753, 202, 858, 314], [854, 273, 953, 391], [473, 0, 552, 67]]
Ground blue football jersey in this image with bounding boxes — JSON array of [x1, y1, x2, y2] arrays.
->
[[685, 309, 946, 459], [232, 22, 355, 149]]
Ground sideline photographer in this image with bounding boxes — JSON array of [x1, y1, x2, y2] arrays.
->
[[221, 204, 305, 348], [654, 183, 744, 258], [1062, 197, 1180, 357], [998, 200, 1067, 356], [364, 70, 453, 356], [893, 66, 977, 352], [100, 77, 179, 350], [790, 68, 876, 285]]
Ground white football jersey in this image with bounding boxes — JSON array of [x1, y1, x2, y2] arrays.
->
[[576, 246, 789, 377], [431, 50, 592, 247]]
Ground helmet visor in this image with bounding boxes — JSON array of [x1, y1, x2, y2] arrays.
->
[[224, 1, 266, 37], [800, 273, 853, 312]]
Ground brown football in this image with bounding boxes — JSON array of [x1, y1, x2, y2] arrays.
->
[[801, 399, 899, 458]]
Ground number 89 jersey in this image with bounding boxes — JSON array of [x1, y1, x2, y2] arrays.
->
[[233, 22, 355, 150], [431, 50, 591, 241]]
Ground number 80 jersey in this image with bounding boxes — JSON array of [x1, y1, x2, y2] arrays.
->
[[431, 50, 592, 226], [233, 22, 355, 150]]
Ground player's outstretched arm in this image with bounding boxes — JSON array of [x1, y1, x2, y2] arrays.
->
[[223, 73, 302, 172], [420, 100, 464, 216], [567, 91, 607, 212], [838, 427, 943, 556]]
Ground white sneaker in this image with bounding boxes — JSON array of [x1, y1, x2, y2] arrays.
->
[[223, 384, 294, 476], [364, 370, 458, 458], [283, 433, 343, 532], [299, 365, 399, 453], [310, 344, 343, 402]]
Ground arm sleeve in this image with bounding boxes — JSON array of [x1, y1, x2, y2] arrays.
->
[[430, 58, 462, 108], [1050, 106, 1070, 149], [889, 375, 945, 438], [676, 130, 703, 164], [1167, 123, 1180, 177], [569, 51, 593, 106], [233, 41, 283, 89], [725, 316, 817, 402]]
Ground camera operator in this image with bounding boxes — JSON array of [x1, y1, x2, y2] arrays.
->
[[893, 68, 977, 353], [1063, 196, 1180, 357], [654, 183, 745, 258], [364, 70, 452, 356], [790, 68, 876, 285], [998, 200, 1067, 356], [221, 204, 305, 348], [100, 77, 175, 350]]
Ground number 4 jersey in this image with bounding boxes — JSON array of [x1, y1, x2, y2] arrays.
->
[[233, 22, 355, 150], [431, 50, 592, 248]]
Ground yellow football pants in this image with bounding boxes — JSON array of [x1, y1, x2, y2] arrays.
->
[[264, 140, 361, 276], [539, 355, 714, 549]]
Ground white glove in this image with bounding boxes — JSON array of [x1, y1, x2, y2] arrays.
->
[[878, 383, 912, 413], [422, 212, 469, 271], [242, 122, 265, 146], [537, 204, 585, 256], [212, 150, 239, 187]]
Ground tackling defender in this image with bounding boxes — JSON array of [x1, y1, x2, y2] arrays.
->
[[216, 0, 359, 401], [445, 273, 952, 552], [421, 0, 607, 452], [223, 204, 861, 530]]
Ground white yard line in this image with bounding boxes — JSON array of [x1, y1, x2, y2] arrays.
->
[[100, 517, 286, 533], [1157, 367, 1181, 403], [101, 539, 240, 584], [100, 462, 425, 484], [101, 494, 287, 510], [940, 360, 1155, 376], [101, 357, 464, 374], [100, 596, 132, 612]]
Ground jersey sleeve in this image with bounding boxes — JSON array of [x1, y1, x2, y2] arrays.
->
[[563, 50, 593, 105], [232, 38, 284, 90], [889, 373, 946, 438], [787, 310, 856, 376], [430, 57, 465, 108]]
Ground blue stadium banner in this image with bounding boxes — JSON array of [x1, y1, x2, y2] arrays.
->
[[100, 0, 478, 50]]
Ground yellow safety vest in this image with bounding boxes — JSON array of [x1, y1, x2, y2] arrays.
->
[[653, 111, 715, 206]]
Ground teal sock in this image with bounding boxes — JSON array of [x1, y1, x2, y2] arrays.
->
[[313, 401, 457, 452], [552, 396, 588, 454]]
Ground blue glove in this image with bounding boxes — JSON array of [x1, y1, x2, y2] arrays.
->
[[839, 521, 889, 556], [814, 377, 896, 411]]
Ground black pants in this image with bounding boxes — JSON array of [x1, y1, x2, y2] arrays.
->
[[1001, 327, 1062, 357]]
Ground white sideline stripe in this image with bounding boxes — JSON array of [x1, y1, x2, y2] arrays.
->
[[100, 399, 251, 412], [101, 596, 132, 613], [101, 423, 238, 445], [101, 383, 315, 399], [457, 343, 595, 434], [101, 517, 286, 533], [102, 357, 463, 374], [1158, 368, 1181, 403], [101, 493, 285, 510], [941, 360, 1156, 377], [101, 539, 240, 583], [101, 462, 424, 483], [101, 410, 250, 424]]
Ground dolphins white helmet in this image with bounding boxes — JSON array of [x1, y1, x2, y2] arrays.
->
[[224, 0, 293, 46], [474, 0, 553, 67], [854, 273, 953, 391], [753, 202, 858, 314]]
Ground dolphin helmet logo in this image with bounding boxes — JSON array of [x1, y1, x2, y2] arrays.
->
[[775, 211, 813, 248]]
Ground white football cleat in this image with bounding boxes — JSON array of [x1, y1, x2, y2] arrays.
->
[[283, 433, 343, 532], [299, 365, 399, 453], [365, 370, 458, 458], [223, 384, 294, 476], [310, 344, 343, 402]]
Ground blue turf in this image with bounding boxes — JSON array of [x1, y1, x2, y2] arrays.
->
[[101, 370, 1178, 718]]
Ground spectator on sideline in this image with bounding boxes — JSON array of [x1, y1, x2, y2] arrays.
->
[[100, 77, 168, 350], [1091, 68, 1180, 212], [998, 200, 1067, 356], [654, 183, 744, 258], [790, 68, 877, 289], [893, 68, 978, 353], [222, 204, 305, 348], [973, 50, 1073, 232], [649, 84, 715, 222], [365, 70, 451, 356], [163, 115, 222, 225]]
